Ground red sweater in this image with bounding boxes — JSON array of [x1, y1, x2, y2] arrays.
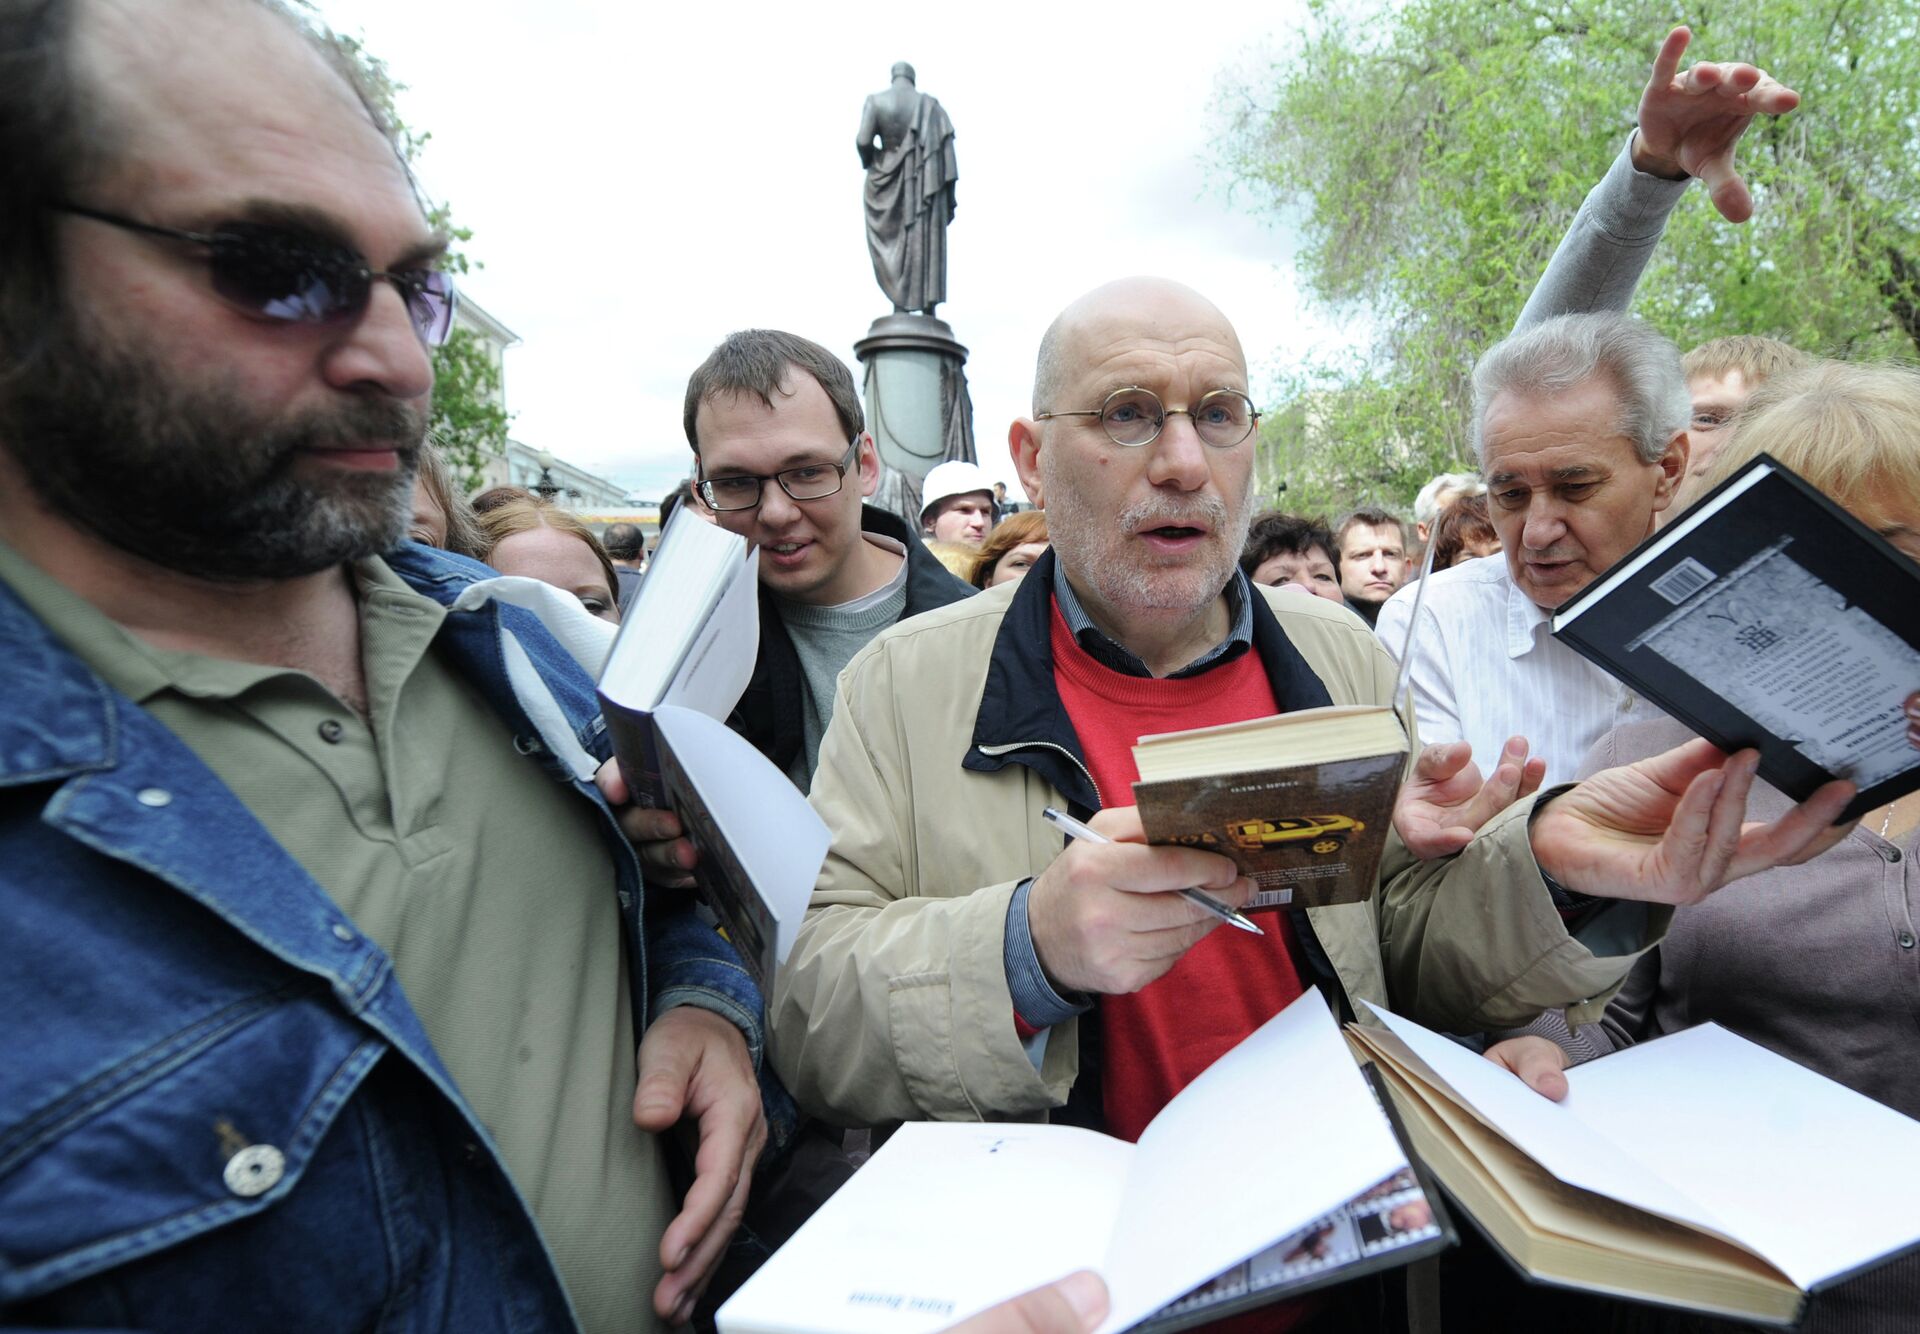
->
[[1049, 605, 1319, 1331], [1048, 604, 1308, 1140]]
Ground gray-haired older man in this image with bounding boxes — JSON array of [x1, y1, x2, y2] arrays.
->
[[1378, 312, 1687, 787]]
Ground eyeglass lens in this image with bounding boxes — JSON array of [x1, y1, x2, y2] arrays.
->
[[702, 458, 849, 511], [1101, 387, 1253, 447], [208, 225, 456, 347]]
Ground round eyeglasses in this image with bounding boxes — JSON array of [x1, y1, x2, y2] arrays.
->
[[696, 436, 861, 512], [1035, 386, 1259, 448]]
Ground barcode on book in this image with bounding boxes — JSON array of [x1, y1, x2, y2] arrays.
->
[[1649, 557, 1716, 605]]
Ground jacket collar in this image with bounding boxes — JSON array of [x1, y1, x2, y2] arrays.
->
[[962, 549, 1336, 812], [860, 503, 976, 615]]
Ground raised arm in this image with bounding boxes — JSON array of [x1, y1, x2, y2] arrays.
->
[[1514, 26, 1800, 332]]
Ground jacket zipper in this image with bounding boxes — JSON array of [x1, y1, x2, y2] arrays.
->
[[974, 739, 1105, 810]]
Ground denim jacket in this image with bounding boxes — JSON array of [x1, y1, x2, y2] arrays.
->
[[0, 543, 770, 1331]]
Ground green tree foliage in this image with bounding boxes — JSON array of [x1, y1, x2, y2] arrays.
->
[[1221, 0, 1920, 512], [318, 16, 509, 491]]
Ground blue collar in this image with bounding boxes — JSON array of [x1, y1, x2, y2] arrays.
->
[[1049, 560, 1255, 678]]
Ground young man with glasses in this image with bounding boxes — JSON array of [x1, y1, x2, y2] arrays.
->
[[0, 2, 764, 1329], [645, 329, 971, 829]]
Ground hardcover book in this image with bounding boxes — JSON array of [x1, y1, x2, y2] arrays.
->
[[597, 505, 759, 807], [1549, 453, 1920, 822], [1350, 1002, 1920, 1326], [650, 705, 828, 993], [1131, 705, 1408, 909]]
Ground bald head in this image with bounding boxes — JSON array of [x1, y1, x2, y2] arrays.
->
[[1032, 277, 1246, 416]]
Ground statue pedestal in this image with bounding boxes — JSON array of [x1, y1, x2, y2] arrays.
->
[[853, 312, 976, 527]]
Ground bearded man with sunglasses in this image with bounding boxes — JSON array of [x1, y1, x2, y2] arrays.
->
[[0, 2, 768, 1331], [765, 280, 1856, 1324]]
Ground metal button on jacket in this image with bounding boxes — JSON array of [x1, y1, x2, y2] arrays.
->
[[223, 1143, 286, 1197], [136, 787, 172, 807]]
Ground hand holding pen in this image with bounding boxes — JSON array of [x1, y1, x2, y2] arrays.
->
[[1042, 808, 1263, 935], [1022, 805, 1263, 997]]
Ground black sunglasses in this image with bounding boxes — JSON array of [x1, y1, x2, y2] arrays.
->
[[52, 203, 457, 347]]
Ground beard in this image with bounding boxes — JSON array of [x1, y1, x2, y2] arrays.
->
[[1042, 464, 1253, 616], [0, 309, 426, 582]]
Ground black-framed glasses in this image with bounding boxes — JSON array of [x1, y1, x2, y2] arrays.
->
[[51, 203, 458, 347], [696, 436, 862, 512], [1036, 385, 1260, 448]]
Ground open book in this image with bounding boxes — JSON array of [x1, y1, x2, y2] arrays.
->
[[716, 989, 1448, 1334], [1350, 1001, 1920, 1324], [651, 705, 828, 993], [1131, 706, 1408, 909], [1550, 453, 1920, 822], [597, 506, 759, 807]]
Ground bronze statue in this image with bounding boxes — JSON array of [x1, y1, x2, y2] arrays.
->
[[856, 62, 957, 315]]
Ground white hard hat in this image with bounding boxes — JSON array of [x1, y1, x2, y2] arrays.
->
[[919, 460, 996, 519]]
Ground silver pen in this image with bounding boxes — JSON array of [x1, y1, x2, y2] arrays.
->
[[1040, 806, 1265, 936]]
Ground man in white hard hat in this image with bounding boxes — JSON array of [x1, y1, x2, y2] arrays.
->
[[920, 459, 998, 547]]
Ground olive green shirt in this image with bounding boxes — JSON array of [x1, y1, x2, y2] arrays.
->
[[0, 543, 667, 1334]]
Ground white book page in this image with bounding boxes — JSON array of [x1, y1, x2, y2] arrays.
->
[[1098, 989, 1408, 1333], [601, 507, 750, 710], [653, 704, 827, 964], [1565, 1024, 1920, 1290], [717, 1123, 1130, 1334], [1362, 1005, 1728, 1240], [660, 546, 760, 722]]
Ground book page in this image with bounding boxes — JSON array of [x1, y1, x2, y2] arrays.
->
[[1629, 544, 1920, 790], [654, 704, 829, 985], [1098, 989, 1408, 1333], [659, 546, 760, 721], [1565, 1025, 1920, 1291], [1366, 1005, 1920, 1291], [1359, 1006, 1728, 1239], [717, 1122, 1130, 1334]]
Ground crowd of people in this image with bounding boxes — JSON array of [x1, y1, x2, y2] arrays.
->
[[3, 5, 1917, 1334]]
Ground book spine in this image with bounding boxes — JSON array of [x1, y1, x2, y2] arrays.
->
[[601, 699, 667, 808]]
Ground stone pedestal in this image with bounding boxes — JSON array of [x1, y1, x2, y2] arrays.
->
[[853, 312, 976, 527]]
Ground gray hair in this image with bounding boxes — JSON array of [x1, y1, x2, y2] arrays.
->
[[1470, 313, 1689, 465], [1412, 471, 1483, 524]]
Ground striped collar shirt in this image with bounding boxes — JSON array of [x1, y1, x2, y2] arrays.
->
[[1374, 553, 1669, 789]]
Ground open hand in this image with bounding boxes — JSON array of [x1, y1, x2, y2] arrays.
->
[[595, 757, 698, 888], [1026, 806, 1253, 995], [635, 1006, 767, 1324], [1631, 26, 1801, 222], [1530, 739, 1855, 906], [1395, 737, 1546, 859]]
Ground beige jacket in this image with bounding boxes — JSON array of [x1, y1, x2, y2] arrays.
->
[[770, 577, 1666, 1126]]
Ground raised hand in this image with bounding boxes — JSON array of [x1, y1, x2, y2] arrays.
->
[[1631, 25, 1801, 222], [1395, 737, 1547, 860], [1529, 739, 1854, 906]]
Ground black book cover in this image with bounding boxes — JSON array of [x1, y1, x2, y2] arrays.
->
[[1549, 454, 1920, 822], [1130, 1064, 1454, 1333]]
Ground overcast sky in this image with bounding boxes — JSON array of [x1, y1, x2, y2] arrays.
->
[[314, 0, 1354, 500]]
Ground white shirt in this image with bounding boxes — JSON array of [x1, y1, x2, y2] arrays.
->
[[1374, 554, 1668, 789]]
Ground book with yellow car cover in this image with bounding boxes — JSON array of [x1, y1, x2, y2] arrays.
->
[[1130, 705, 1407, 909]]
